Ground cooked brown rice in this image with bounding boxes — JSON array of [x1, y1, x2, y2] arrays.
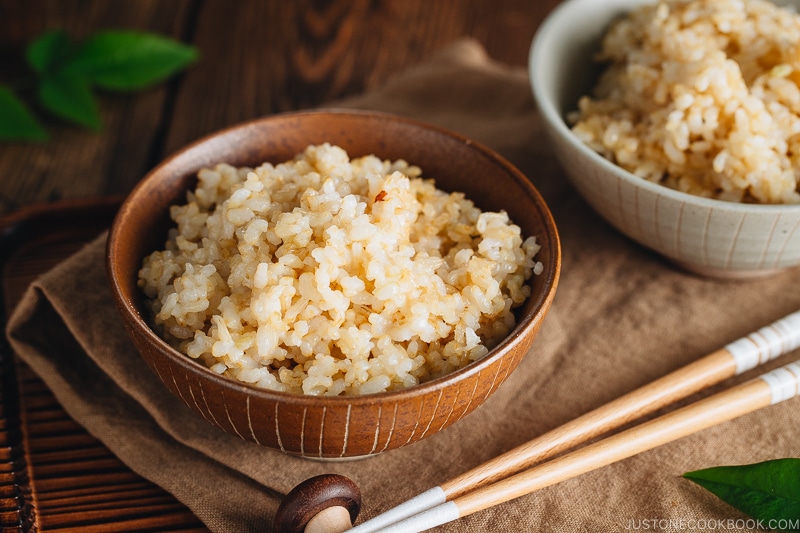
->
[[138, 144, 542, 396], [570, 0, 800, 204]]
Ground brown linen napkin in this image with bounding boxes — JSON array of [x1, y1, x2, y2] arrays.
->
[[7, 39, 800, 532]]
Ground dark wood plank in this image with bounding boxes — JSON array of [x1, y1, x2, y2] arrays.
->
[[0, 1, 194, 216], [0, 0, 560, 218], [163, 0, 558, 153]]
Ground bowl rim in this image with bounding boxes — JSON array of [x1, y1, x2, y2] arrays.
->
[[528, 0, 800, 214], [106, 108, 561, 407]]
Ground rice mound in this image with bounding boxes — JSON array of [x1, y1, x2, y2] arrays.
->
[[570, 0, 800, 204], [138, 144, 543, 396]]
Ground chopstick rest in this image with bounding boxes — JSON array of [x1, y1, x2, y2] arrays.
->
[[345, 310, 800, 533], [374, 360, 800, 533]]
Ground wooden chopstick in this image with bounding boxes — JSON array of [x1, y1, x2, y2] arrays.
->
[[348, 310, 800, 533], [373, 360, 800, 533]]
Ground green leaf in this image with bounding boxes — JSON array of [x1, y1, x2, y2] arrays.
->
[[64, 30, 198, 91], [26, 29, 73, 74], [38, 72, 101, 130], [0, 85, 48, 141], [684, 458, 800, 530]]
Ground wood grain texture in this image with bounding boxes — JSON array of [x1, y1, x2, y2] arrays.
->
[[0, 0, 559, 217], [0, 0, 193, 214]]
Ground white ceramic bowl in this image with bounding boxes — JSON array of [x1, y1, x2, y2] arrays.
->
[[529, 0, 800, 278]]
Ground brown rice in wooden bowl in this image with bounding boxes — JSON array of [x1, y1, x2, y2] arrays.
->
[[106, 110, 560, 459]]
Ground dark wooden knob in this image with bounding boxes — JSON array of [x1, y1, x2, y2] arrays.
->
[[274, 474, 361, 533]]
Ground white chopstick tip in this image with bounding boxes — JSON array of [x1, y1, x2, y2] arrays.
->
[[348, 487, 446, 533]]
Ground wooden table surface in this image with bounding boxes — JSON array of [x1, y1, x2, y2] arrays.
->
[[1, 0, 561, 217], [0, 1, 561, 531]]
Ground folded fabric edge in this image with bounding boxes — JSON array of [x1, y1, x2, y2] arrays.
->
[[6, 280, 278, 532]]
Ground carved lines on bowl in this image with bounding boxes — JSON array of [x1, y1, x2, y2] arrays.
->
[[654, 193, 663, 252], [299, 406, 307, 456], [167, 363, 190, 409], [403, 401, 426, 447], [222, 389, 245, 440], [615, 173, 625, 231], [438, 386, 461, 432], [458, 374, 482, 425], [369, 405, 383, 455], [186, 380, 202, 421], [418, 390, 445, 441], [632, 183, 642, 242], [318, 406, 327, 458], [442, 374, 482, 431], [196, 379, 222, 430], [616, 174, 645, 244], [502, 355, 515, 388], [482, 360, 506, 405], [151, 364, 167, 396], [776, 215, 800, 265], [724, 212, 747, 269], [757, 214, 781, 270], [673, 199, 686, 261], [188, 379, 209, 425], [700, 207, 711, 267], [490, 358, 514, 404], [339, 405, 352, 458], [275, 403, 287, 454], [246, 396, 262, 445], [378, 403, 400, 454]]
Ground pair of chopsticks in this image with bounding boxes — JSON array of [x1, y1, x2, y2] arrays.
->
[[348, 310, 800, 533]]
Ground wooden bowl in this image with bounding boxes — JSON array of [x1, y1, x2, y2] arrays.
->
[[106, 110, 560, 459]]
